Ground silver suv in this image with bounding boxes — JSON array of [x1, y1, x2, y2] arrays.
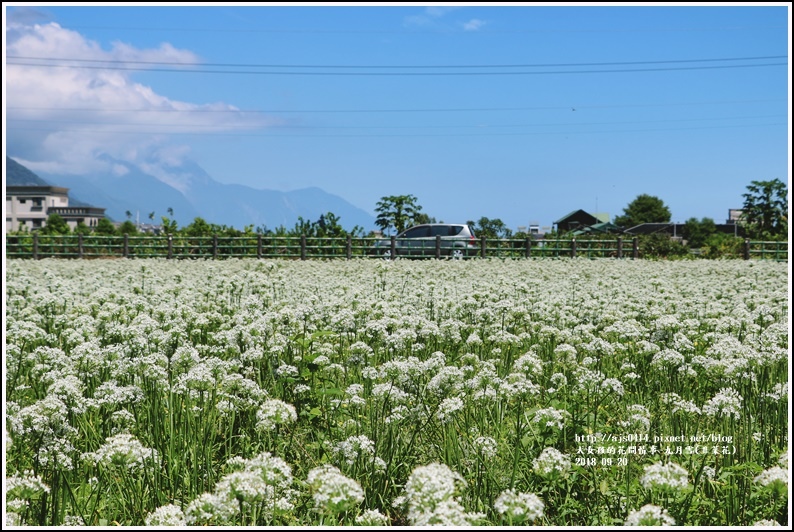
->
[[372, 223, 478, 259]]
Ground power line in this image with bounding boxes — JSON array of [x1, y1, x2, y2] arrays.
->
[[6, 98, 785, 114], [6, 54, 786, 69], [6, 114, 783, 129], [8, 122, 784, 138], [44, 24, 788, 35], [5, 61, 786, 76]]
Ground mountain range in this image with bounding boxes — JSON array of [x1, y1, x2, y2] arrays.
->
[[6, 156, 376, 232]]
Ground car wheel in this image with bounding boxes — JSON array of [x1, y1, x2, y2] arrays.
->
[[451, 249, 464, 260], [382, 249, 394, 260]]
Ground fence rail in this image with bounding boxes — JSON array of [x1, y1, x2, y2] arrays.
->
[[4, 234, 788, 261]]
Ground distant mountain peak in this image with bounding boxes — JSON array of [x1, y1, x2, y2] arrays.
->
[[6, 156, 51, 186], [11, 156, 375, 231]]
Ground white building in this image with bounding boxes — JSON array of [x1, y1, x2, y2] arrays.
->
[[6, 185, 106, 232]]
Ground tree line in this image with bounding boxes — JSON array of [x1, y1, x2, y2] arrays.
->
[[11, 178, 788, 247]]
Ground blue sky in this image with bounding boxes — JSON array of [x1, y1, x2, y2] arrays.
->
[[3, 3, 790, 232]]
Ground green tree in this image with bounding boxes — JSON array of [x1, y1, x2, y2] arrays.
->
[[40, 213, 70, 234], [182, 217, 214, 237], [160, 216, 178, 235], [73, 221, 93, 235], [96, 218, 118, 235], [413, 212, 437, 225], [682, 217, 717, 248], [467, 216, 512, 240], [125, 210, 132, 220], [117, 220, 138, 235], [740, 178, 788, 239], [613, 194, 671, 228], [315, 212, 362, 237], [375, 194, 424, 235]]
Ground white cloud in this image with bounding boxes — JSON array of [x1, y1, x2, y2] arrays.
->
[[424, 7, 460, 18], [111, 164, 129, 177], [403, 6, 462, 28], [462, 19, 486, 32], [5, 20, 279, 178]]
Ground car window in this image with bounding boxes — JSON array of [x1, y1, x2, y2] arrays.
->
[[402, 226, 429, 238], [449, 226, 464, 236], [430, 225, 452, 237]]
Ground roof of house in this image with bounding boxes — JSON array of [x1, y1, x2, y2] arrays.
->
[[554, 209, 600, 225], [572, 222, 622, 235], [6, 185, 69, 195]]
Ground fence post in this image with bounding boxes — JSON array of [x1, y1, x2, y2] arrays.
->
[[617, 237, 623, 259], [346, 235, 352, 259], [525, 237, 531, 258], [481, 236, 487, 258], [744, 239, 750, 260], [167, 235, 173, 259], [258, 234, 263, 259], [123, 234, 129, 258], [435, 235, 441, 259], [571, 238, 577, 258], [632, 237, 639, 259], [390, 235, 396, 260], [301, 234, 307, 260], [33, 233, 39, 260], [78, 233, 84, 259]]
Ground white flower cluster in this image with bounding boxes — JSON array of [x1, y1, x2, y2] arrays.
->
[[330, 435, 386, 471], [255, 399, 298, 431], [472, 436, 498, 460], [493, 489, 544, 523], [306, 464, 365, 514], [6, 471, 51, 498], [661, 392, 702, 415], [753, 519, 782, 526], [532, 407, 567, 430], [145, 503, 187, 526], [82, 432, 160, 472], [619, 404, 651, 432], [702, 387, 743, 420], [753, 466, 788, 488], [184, 492, 237, 525], [651, 349, 686, 369], [355, 508, 390, 526], [640, 461, 689, 491], [394, 463, 484, 526], [186, 451, 295, 525], [624, 504, 676, 526], [437, 396, 465, 422], [532, 447, 571, 479]]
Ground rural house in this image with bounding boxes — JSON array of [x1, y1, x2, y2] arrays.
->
[[6, 185, 106, 232], [553, 209, 611, 234]]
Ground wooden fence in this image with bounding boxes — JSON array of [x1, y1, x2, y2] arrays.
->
[[4, 234, 788, 261]]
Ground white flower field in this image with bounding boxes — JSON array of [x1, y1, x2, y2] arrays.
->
[[4, 257, 790, 526]]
